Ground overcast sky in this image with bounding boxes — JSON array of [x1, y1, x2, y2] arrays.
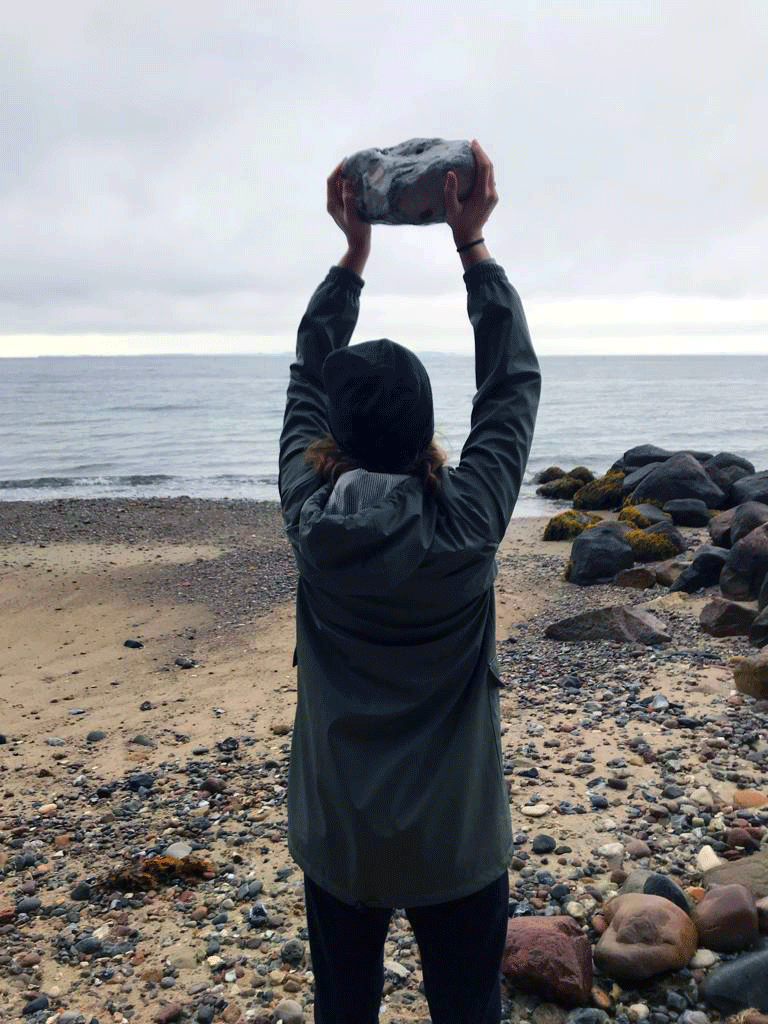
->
[[2, 0, 767, 357]]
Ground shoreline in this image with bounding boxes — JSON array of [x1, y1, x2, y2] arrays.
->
[[1, 499, 766, 1022]]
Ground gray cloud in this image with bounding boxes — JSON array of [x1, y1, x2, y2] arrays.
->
[[1, 0, 767, 344]]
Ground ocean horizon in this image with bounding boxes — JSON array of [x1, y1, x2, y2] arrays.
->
[[2, 352, 767, 517]]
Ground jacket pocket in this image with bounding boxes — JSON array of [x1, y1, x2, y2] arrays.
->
[[488, 662, 503, 687]]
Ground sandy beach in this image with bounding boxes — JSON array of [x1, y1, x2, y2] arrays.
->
[[1, 498, 765, 1024]]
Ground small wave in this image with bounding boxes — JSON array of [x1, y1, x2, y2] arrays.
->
[[0, 474, 174, 490]]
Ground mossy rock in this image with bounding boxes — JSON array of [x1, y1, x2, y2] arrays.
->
[[572, 470, 625, 511], [537, 475, 584, 500], [618, 505, 652, 529], [536, 466, 567, 484], [568, 466, 595, 484], [543, 510, 603, 541], [624, 528, 680, 563]]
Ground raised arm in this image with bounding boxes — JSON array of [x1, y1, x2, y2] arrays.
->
[[443, 141, 542, 545], [278, 162, 372, 524]]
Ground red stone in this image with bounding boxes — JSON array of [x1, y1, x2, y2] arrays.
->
[[501, 916, 593, 1005]]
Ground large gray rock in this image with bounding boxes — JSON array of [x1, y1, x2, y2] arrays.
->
[[720, 523, 768, 601], [630, 452, 726, 508], [669, 543, 728, 593], [662, 498, 710, 526], [699, 597, 757, 637], [620, 444, 713, 470], [566, 522, 634, 585], [544, 605, 670, 645], [730, 501, 768, 546], [733, 470, 768, 505], [751, 606, 768, 648], [342, 138, 475, 225], [709, 507, 736, 548], [700, 945, 768, 1013]]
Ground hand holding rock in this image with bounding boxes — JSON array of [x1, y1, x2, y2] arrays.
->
[[444, 139, 498, 248]]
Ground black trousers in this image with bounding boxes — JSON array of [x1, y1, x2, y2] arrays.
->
[[303, 870, 510, 1024]]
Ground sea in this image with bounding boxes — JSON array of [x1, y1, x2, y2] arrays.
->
[[1, 354, 766, 518]]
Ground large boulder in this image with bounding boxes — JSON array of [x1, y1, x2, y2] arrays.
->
[[705, 848, 768, 899], [342, 137, 475, 225], [662, 498, 710, 526], [630, 453, 726, 509], [731, 649, 768, 700], [621, 463, 663, 496], [572, 471, 625, 511], [670, 544, 729, 594], [751, 606, 768, 648], [536, 466, 567, 484], [731, 501, 768, 546], [700, 597, 758, 637], [537, 475, 585, 500], [543, 510, 603, 541], [625, 527, 681, 563], [700, 946, 768, 1013], [634, 503, 673, 527], [733, 471, 768, 505], [620, 444, 713, 470], [501, 916, 593, 1006], [566, 523, 634, 585], [544, 606, 670, 645], [707, 451, 756, 475], [709, 507, 736, 548], [720, 523, 768, 600], [692, 884, 759, 952], [760, 570, 768, 612], [594, 893, 698, 982]]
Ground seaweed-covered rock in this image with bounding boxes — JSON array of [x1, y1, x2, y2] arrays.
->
[[625, 528, 680, 563], [537, 475, 584, 500], [700, 598, 758, 637], [618, 505, 651, 528], [709, 507, 736, 548], [733, 471, 768, 505], [633, 503, 673, 526], [543, 510, 602, 541], [643, 520, 687, 555], [568, 466, 595, 484], [630, 453, 726, 509], [566, 522, 634, 585], [730, 501, 768, 546], [662, 498, 710, 527], [536, 466, 567, 484], [720, 523, 768, 601], [573, 471, 625, 511]]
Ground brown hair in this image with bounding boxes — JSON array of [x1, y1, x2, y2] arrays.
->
[[304, 434, 448, 496]]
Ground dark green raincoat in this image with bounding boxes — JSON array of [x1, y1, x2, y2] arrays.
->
[[279, 258, 540, 908]]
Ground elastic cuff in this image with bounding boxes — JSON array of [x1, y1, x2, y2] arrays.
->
[[463, 258, 506, 289], [327, 264, 365, 291]]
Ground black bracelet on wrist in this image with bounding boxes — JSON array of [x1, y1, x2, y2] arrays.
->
[[456, 237, 485, 253]]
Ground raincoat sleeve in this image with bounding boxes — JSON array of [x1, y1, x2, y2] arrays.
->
[[450, 259, 541, 546], [279, 265, 365, 522]]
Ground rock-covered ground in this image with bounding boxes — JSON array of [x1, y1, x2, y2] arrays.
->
[[0, 499, 767, 1024]]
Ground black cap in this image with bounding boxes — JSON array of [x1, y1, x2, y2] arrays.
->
[[322, 339, 434, 473]]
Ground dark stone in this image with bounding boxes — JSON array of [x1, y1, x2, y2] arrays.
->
[[544, 605, 670, 645], [700, 598, 758, 637], [720, 523, 768, 600], [23, 995, 49, 1015], [730, 501, 768, 546], [630, 452, 726, 508], [633, 503, 673, 526], [622, 445, 676, 468], [175, 657, 197, 669], [75, 936, 103, 954], [86, 730, 106, 743], [536, 466, 566, 484], [126, 773, 155, 791], [707, 451, 756, 474], [750, 606, 768, 648], [567, 523, 634, 585], [642, 873, 690, 913], [621, 463, 664, 495], [16, 897, 41, 913], [342, 137, 475, 225], [691, 543, 729, 580], [733, 471, 768, 506], [700, 946, 768, 1013], [669, 566, 705, 594], [709, 507, 735, 548], [123, 639, 144, 649], [532, 835, 557, 854], [662, 499, 710, 527], [760, 570, 768, 612], [70, 882, 92, 901]]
